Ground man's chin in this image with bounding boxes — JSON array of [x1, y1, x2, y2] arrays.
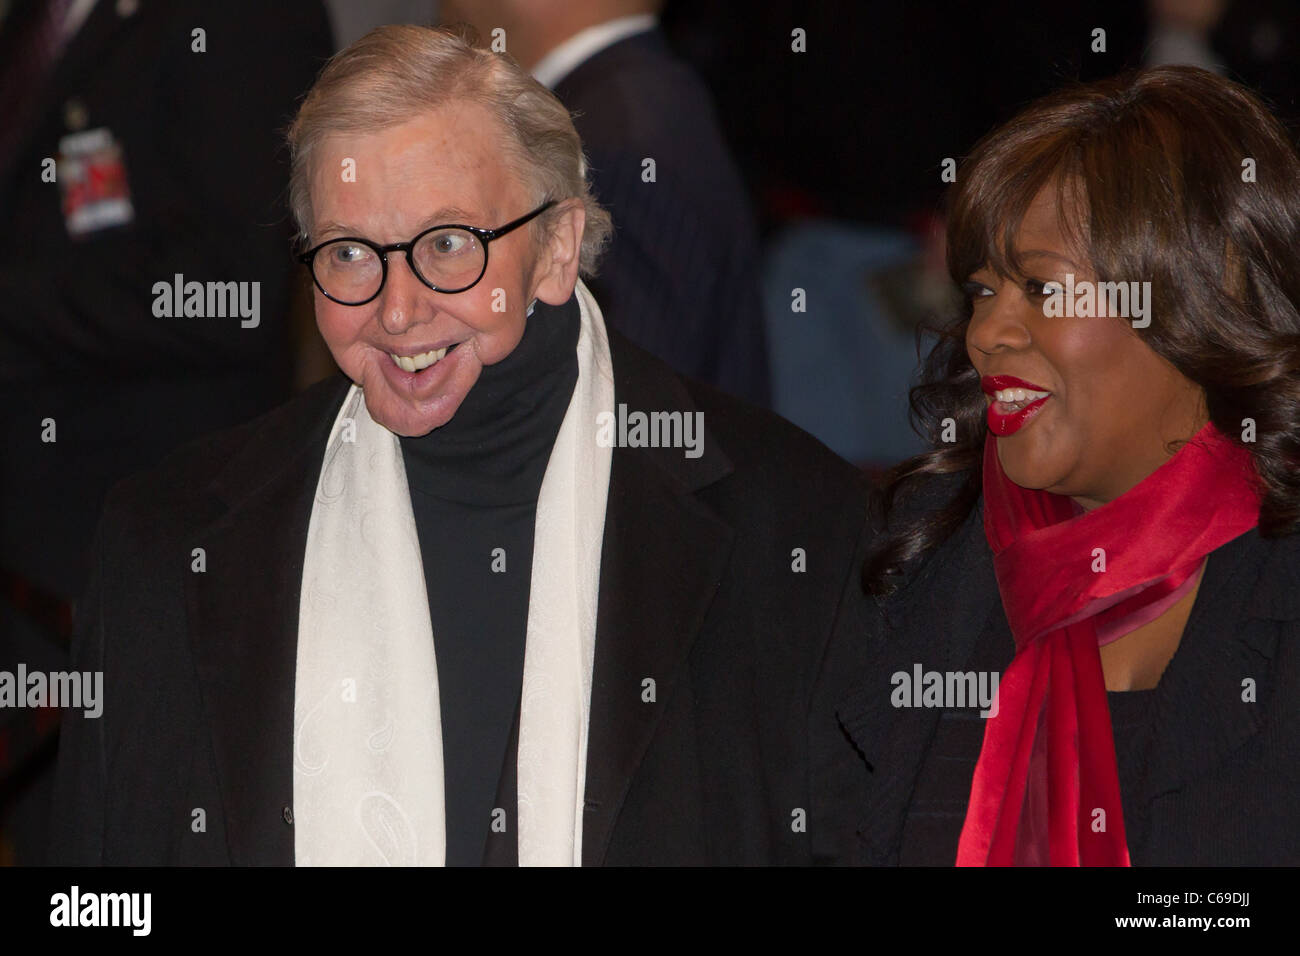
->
[[377, 401, 460, 437], [358, 358, 481, 437], [361, 387, 466, 437]]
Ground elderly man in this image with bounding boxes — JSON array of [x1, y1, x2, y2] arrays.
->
[[49, 26, 865, 866]]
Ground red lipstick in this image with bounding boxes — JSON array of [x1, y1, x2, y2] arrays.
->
[[981, 375, 1052, 436]]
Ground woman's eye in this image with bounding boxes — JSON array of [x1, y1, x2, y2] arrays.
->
[[1026, 279, 1062, 297], [962, 280, 993, 299]]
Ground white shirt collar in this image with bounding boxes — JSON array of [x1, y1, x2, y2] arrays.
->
[[530, 13, 657, 90]]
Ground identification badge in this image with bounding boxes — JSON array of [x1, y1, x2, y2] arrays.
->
[[57, 127, 135, 237]]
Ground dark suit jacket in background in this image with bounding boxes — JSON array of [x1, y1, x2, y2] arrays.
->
[[49, 326, 868, 865], [0, 0, 333, 602], [812, 475, 1300, 865], [555, 28, 771, 407]]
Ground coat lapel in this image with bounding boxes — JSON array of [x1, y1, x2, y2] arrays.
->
[[1141, 529, 1300, 799], [835, 497, 998, 864], [580, 335, 735, 865], [183, 374, 350, 865]]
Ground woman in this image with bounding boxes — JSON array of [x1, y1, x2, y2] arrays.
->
[[814, 66, 1300, 865]]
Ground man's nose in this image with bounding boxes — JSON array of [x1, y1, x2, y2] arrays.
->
[[377, 251, 432, 336]]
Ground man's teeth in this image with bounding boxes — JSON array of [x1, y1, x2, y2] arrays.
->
[[994, 387, 1050, 404], [389, 347, 449, 372]]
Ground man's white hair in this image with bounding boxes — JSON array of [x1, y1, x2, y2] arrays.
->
[[287, 24, 612, 275]]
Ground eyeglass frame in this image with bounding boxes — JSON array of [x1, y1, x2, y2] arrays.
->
[[297, 199, 558, 306]]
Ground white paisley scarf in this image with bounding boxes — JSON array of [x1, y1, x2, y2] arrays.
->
[[293, 279, 614, 866]]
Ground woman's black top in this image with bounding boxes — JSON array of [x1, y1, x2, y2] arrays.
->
[[866, 493, 1298, 866], [898, 613, 1158, 864], [398, 296, 579, 866]]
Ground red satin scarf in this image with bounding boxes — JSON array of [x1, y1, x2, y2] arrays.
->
[[956, 422, 1260, 865]]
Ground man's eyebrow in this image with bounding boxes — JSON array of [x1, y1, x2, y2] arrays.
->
[[313, 207, 482, 241], [416, 206, 480, 228], [313, 220, 355, 239]]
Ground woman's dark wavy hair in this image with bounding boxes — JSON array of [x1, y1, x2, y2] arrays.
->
[[864, 66, 1300, 597]]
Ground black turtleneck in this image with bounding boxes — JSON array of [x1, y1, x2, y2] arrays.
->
[[399, 294, 580, 866]]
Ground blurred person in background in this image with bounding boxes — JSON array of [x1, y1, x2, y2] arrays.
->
[[0, 0, 332, 864], [442, 0, 771, 405]]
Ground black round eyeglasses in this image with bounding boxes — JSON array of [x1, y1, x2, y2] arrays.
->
[[297, 200, 556, 306]]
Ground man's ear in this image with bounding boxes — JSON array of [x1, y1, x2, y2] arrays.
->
[[531, 199, 585, 305]]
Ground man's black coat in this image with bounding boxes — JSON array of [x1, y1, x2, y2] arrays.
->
[[48, 327, 868, 865]]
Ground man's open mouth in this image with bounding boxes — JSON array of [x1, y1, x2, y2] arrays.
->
[[388, 341, 460, 372]]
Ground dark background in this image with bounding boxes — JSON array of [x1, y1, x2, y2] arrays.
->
[[660, 0, 1298, 232]]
